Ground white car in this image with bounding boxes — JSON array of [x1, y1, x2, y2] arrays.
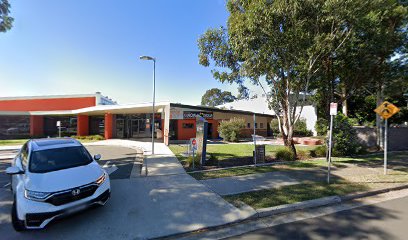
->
[[6, 138, 110, 231]]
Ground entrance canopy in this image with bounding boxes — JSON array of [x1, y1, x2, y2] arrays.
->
[[28, 101, 171, 116]]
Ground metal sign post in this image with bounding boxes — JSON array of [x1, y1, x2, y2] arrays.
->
[[327, 102, 337, 184], [253, 113, 257, 166], [374, 101, 400, 175], [384, 119, 388, 175], [56, 121, 61, 138]]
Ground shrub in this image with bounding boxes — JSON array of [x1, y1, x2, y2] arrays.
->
[[348, 118, 360, 126], [315, 118, 328, 136], [71, 135, 105, 141], [293, 118, 313, 137], [218, 118, 246, 142], [296, 149, 311, 160], [186, 154, 201, 169], [275, 148, 296, 161], [310, 145, 327, 158], [331, 113, 362, 156]]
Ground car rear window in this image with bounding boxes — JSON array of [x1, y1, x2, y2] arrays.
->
[[29, 146, 93, 173]]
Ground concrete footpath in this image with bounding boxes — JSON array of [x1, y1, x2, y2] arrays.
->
[[201, 172, 300, 196]]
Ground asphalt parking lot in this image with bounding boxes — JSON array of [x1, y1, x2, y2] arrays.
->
[[0, 145, 143, 239], [86, 145, 143, 179], [0, 143, 249, 239], [0, 145, 143, 183]]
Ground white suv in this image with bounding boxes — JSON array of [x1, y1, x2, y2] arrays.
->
[[6, 138, 111, 231]]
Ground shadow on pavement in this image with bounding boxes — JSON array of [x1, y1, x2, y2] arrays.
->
[[231, 203, 398, 240]]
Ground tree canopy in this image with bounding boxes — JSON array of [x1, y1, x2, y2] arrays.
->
[[201, 88, 236, 107], [0, 0, 13, 33], [198, 0, 408, 156]]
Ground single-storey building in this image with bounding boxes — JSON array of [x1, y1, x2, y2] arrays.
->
[[0, 93, 275, 145]]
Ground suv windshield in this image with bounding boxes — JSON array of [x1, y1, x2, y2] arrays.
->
[[29, 146, 93, 173]]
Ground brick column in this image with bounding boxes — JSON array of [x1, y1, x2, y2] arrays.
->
[[104, 113, 113, 139], [30, 116, 44, 137], [77, 115, 89, 136]]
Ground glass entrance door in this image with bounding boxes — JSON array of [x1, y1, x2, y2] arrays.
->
[[130, 119, 139, 137], [116, 114, 151, 139], [116, 119, 125, 138]]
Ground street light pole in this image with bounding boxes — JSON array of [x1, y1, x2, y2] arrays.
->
[[140, 55, 156, 176], [152, 59, 156, 155]]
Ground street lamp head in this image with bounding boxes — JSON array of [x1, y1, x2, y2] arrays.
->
[[140, 55, 156, 61]]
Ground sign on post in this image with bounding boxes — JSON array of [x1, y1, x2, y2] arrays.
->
[[374, 101, 400, 175], [327, 102, 337, 184], [254, 145, 265, 163], [56, 121, 61, 138], [330, 103, 338, 116], [374, 101, 400, 119], [190, 138, 197, 169], [191, 138, 197, 151]]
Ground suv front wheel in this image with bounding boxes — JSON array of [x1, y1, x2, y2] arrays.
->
[[11, 200, 26, 232]]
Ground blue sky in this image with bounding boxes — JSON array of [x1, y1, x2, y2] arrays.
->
[[0, 0, 242, 105]]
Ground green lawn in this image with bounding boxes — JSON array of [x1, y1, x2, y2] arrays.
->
[[219, 152, 408, 209], [224, 182, 369, 209], [188, 152, 408, 180], [169, 143, 317, 163], [0, 139, 29, 146]]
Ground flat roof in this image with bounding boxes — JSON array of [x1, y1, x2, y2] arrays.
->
[[0, 93, 100, 101], [170, 103, 275, 117], [0, 101, 275, 117]]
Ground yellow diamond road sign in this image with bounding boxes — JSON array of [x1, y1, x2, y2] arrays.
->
[[374, 101, 400, 119]]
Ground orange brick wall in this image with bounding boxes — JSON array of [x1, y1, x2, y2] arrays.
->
[[104, 113, 113, 139], [77, 115, 89, 136], [0, 97, 96, 111], [177, 119, 196, 140], [175, 119, 219, 140], [30, 116, 44, 137]]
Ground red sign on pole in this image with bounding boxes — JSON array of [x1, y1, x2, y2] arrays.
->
[[191, 138, 197, 151], [330, 103, 338, 116]]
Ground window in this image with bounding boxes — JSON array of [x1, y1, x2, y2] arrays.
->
[[255, 123, 258, 128], [0, 116, 30, 138], [29, 146, 93, 173], [247, 123, 251, 128], [260, 123, 264, 128], [183, 123, 194, 129], [20, 143, 29, 169]]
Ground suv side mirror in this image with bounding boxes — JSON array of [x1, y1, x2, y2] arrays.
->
[[6, 166, 24, 175], [94, 154, 101, 161]]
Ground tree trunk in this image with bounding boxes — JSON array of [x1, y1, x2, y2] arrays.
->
[[376, 84, 384, 149], [341, 86, 348, 116], [279, 105, 297, 160], [282, 132, 297, 160]]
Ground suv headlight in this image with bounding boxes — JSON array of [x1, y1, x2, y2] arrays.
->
[[95, 172, 106, 186], [24, 190, 51, 201]]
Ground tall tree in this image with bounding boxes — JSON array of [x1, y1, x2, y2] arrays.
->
[[198, 0, 369, 157], [0, 0, 13, 32], [312, 0, 407, 147], [201, 88, 236, 107]]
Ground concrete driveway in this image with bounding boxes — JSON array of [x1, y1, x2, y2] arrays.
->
[[0, 141, 253, 239]]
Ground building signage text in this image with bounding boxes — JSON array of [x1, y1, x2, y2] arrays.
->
[[183, 111, 213, 119]]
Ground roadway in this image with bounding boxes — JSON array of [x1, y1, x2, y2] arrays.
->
[[228, 195, 408, 240]]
